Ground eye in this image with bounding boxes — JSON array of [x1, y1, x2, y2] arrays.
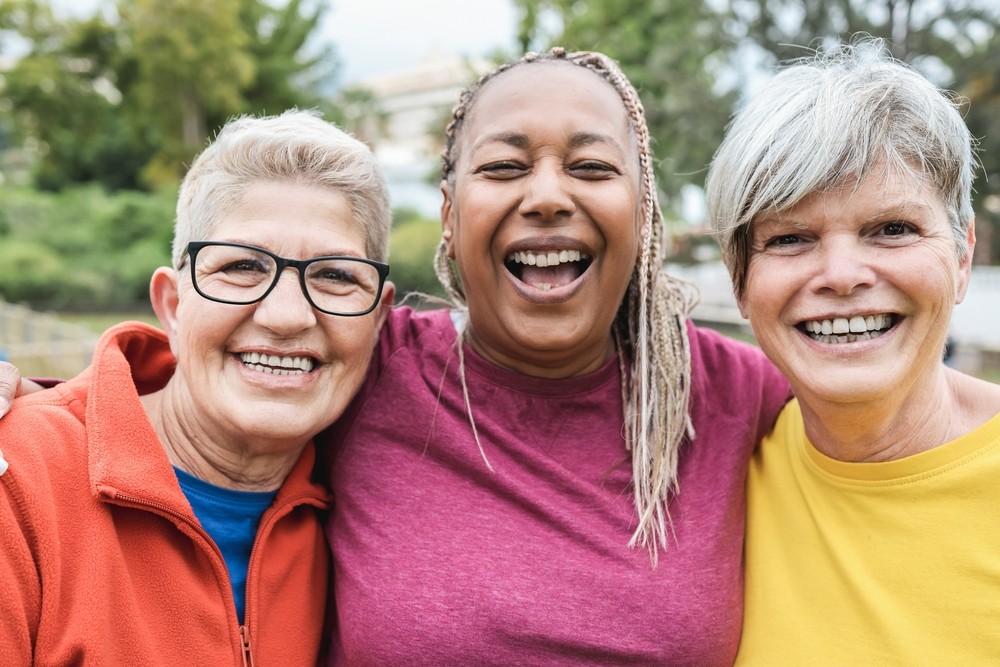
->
[[881, 221, 912, 236], [753, 230, 810, 256], [767, 234, 802, 247], [568, 160, 619, 178], [314, 267, 358, 285], [221, 258, 270, 274], [477, 160, 527, 178]]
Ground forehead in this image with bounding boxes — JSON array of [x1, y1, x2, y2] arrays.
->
[[751, 169, 950, 239], [464, 61, 633, 145], [214, 180, 368, 255]]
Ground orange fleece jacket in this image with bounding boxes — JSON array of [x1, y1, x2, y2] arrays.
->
[[0, 322, 332, 666]]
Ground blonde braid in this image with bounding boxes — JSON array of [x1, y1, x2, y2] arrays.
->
[[439, 48, 698, 564]]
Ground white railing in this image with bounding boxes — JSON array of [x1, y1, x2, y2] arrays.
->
[[0, 301, 98, 378]]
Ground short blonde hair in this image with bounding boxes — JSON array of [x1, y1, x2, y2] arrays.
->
[[174, 109, 391, 267]]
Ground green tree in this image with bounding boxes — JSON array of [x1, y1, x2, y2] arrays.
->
[[388, 208, 446, 301], [0, 0, 338, 190], [329, 85, 389, 148], [120, 0, 255, 185], [0, 1, 149, 189], [236, 0, 337, 118]]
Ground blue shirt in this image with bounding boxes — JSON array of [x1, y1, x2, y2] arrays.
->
[[174, 467, 276, 623]]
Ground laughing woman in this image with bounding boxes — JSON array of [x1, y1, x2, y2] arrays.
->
[[0, 110, 392, 665], [324, 49, 788, 665], [706, 42, 1000, 664]]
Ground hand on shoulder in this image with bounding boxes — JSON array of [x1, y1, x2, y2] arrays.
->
[[0, 361, 44, 419]]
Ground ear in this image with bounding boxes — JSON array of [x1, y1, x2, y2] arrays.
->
[[149, 267, 181, 358], [955, 219, 976, 304], [440, 180, 456, 260], [735, 290, 750, 320], [373, 281, 395, 335]]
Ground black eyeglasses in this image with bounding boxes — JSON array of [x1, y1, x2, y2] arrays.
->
[[186, 241, 389, 317]]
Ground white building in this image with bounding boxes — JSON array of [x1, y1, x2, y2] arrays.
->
[[356, 52, 491, 216]]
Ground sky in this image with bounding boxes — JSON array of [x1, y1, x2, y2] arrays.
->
[[323, 0, 520, 86]]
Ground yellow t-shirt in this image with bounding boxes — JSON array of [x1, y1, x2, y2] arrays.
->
[[737, 399, 1000, 666]]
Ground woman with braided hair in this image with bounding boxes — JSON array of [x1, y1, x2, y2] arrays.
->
[[0, 49, 789, 664]]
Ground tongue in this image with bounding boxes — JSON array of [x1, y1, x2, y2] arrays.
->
[[521, 264, 578, 289]]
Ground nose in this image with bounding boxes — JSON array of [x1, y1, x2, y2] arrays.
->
[[252, 267, 317, 333], [518, 161, 576, 220], [810, 236, 877, 296]]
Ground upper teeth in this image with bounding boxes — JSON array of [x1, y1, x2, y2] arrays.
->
[[804, 314, 892, 336], [240, 352, 315, 374], [508, 250, 587, 267]]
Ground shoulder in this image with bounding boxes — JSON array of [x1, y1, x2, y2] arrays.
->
[[375, 306, 456, 361], [687, 323, 780, 385], [0, 378, 89, 487], [0, 322, 170, 485], [686, 322, 791, 436]]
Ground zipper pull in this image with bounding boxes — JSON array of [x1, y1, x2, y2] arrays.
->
[[240, 625, 253, 667]]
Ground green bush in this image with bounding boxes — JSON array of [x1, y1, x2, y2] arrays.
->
[[388, 216, 445, 302], [0, 185, 174, 309]]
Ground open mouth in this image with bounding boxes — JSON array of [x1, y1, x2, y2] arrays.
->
[[239, 352, 317, 375], [504, 249, 592, 291], [797, 314, 898, 344]]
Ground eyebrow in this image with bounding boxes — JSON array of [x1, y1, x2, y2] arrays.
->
[[471, 131, 625, 155], [754, 198, 935, 227], [222, 239, 366, 259]]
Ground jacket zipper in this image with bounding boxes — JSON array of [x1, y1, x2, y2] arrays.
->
[[111, 487, 326, 666], [240, 625, 254, 667], [111, 491, 251, 665]]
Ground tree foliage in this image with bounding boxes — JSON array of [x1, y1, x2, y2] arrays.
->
[[0, 0, 338, 189], [0, 184, 175, 308]]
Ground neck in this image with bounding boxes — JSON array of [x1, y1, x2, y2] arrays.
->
[[798, 366, 976, 462], [463, 329, 617, 379], [140, 387, 304, 492]]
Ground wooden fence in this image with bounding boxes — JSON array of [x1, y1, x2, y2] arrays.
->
[[0, 301, 98, 379]]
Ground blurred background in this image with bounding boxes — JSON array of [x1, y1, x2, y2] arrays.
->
[[1, 0, 998, 379]]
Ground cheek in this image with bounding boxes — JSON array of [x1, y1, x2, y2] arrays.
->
[[173, 303, 242, 359], [742, 261, 793, 319], [324, 321, 380, 371]]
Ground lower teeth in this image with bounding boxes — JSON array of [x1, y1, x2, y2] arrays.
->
[[810, 330, 886, 344]]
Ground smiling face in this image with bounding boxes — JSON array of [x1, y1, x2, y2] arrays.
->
[[739, 166, 974, 408], [152, 180, 391, 451], [441, 61, 642, 377]]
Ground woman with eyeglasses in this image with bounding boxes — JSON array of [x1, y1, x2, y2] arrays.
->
[[0, 109, 393, 665]]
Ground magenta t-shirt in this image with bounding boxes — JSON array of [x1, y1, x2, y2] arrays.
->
[[323, 307, 788, 666]]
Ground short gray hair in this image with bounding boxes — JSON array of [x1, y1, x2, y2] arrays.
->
[[706, 40, 977, 299], [173, 109, 391, 267]]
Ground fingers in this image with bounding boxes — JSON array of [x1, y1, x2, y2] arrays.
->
[[0, 362, 22, 419]]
